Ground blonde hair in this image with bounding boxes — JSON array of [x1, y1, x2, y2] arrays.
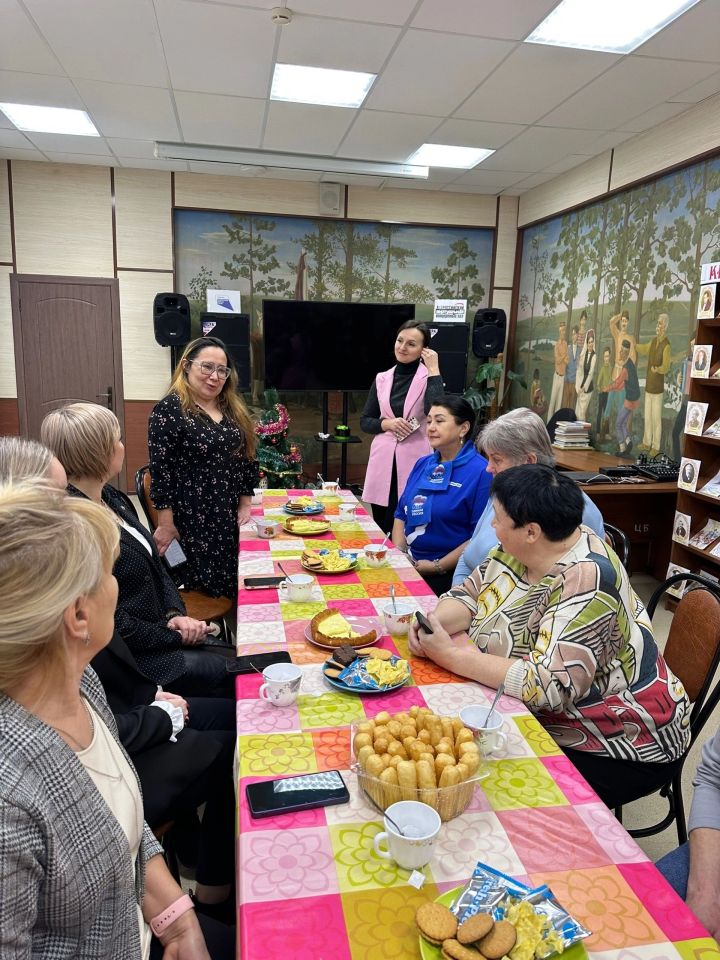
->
[[0, 480, 119, 691], [0, 436, 53, 482], [167, 337, 257, 458], [41, 402, 121, 482]]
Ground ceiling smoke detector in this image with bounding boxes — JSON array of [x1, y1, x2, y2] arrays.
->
[[271, 7, 293, 25]]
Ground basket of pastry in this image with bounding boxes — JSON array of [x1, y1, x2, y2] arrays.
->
[[301, 547, 358, 574], [351, 707, 487, 821]]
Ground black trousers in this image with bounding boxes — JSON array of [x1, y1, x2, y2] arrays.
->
[[563, 746, 684, 809], [172, 646, 236, 698], [370, 457, 399, 534]]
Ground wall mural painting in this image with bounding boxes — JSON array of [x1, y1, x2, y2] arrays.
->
[[514, 155, 720, 460]]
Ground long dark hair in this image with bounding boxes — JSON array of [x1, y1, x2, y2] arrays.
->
[[429, 394, 477, 443], [396, 319, 431, 347]]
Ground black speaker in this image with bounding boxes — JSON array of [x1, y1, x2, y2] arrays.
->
[[427, 323, 469, 393], [200, 313, 251, 392], [153, 293, 191, 346], [472, 308, 506, 358]]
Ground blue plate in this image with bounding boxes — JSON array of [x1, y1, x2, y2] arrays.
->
[[284, 502, 324, 515], [322, 657, 410, 695]]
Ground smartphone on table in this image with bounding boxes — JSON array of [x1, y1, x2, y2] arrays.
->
[[246, 770, 349, 818], [243, 575, 286, 590]]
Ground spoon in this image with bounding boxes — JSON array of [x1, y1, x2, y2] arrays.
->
[[486, 682, 505, 725], [380, 530, 391, 549], [390, 584, 398, 614], [317, 472, 325, 485], [362, 789, 406, 836], [277, 562, 291, 580]]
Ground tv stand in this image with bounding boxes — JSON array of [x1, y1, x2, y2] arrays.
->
[[318, 392, 361, 488]]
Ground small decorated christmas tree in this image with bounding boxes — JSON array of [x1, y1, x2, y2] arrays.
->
[[254, 392, 303, 489]]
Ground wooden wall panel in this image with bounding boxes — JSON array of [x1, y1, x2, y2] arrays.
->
[[123, 399, 154, 489], [493, 196, 518, 288], [0, 266, 16, 398], [0, 162, 11, 264], [174, 172, 320, 215], [118, 271, 174, 400], [347, 186, 497, 226], [518, 153, 612, 227], [611, 93, 720, 190], [490, 287, 513, 318], [12, 161, 113, 276], [0, 398, 19, 435], [115, 169, 173, 271]]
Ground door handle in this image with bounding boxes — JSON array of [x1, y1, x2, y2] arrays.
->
[[97, 387, 113, 410]]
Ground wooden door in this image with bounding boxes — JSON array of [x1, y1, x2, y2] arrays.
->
[[11, 274, 125, 483]]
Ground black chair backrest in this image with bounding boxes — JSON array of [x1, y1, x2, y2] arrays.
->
[[134, 465, 158, 532], [546, 407, 577, 442], [604, 523, 631, 569]]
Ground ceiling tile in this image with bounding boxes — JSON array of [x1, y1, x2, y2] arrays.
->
[[503, 171, 557, 193], [42, 152, 113, 166], [23, 0, 167, 85], [0, 146, 46, 160], [262, 101, 354, 153], [480, 126, 609, 171], [336, 111, 441, 161], [542, 154, 592, 174], [155, 0, 275, 98], [430, 117, 525, 149], [411, 0, 557, 39], [669, 70, 720, 103], [216, 0, 417, 23], [74, 80, 180, 140], [277, 16, 401, 72], [23, 132, 112, 155], [0, 0, 64, 74], [107, 138, 164, 159], [448, 168, 530, 190], [0, 127, 36, 149], [175, 91, 265, 147], [541, 56, 718, 130], [457, 43, 619, 125], [365, 30, 515, 116], [635, 0, 720, 62], [621, 101, 691, 133], [578, 129, 636, 154], [0, 71, 84, 108]]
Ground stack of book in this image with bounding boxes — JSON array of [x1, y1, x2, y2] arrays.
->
[[553, 421, 592, 449]]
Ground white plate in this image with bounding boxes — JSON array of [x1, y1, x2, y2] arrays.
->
[[303, 615, 384, 650]]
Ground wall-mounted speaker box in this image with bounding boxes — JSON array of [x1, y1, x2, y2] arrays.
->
[[153, 292, 191, 346], [472, 308, 507, 358], [200, 312, 251, 392], [427, 322, 469, 393], [319, 182, 342, 217]]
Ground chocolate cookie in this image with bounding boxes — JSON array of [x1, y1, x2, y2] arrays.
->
[[478, 919, 516, 959], [457, 913, 494, 945], [416, 902, 458, 946], [334, 644, 359, 666]]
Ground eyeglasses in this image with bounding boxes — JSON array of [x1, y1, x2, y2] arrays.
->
[[186, 359, 231, 380]]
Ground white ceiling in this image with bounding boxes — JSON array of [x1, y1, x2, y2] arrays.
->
[[1, 0, 719, 195]]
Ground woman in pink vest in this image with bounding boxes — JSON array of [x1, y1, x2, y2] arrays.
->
[[360, 321, 443, 530]]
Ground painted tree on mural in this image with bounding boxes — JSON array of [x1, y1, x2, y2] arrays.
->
[[323, 223, 386, 301], [518, 232, 549, 362], [542, 212, 588, 326], [220, 217, 291, 328], [290, 222, 336, 300], [432, 238, 486, 310]]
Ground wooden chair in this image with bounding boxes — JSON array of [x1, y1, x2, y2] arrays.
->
[[604, 523, 631, 570], [615, 572, 720, 844], [134, 465, 233, 640]]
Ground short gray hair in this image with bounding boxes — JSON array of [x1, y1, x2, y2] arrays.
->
[[477, 408, 556, 467]]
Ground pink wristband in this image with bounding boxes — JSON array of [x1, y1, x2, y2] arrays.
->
[[150, 894, 194, 936]]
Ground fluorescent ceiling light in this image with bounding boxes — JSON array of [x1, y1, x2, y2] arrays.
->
[[407, 143, 494, 169], [0, 102, 99, 136], [271, 63, 376, 108], [155, 142, 429, 179], [525, 0, 701, 54]]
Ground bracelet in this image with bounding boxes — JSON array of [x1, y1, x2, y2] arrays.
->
[[150, 894, 195, 936], [433, 559, 444, 575]]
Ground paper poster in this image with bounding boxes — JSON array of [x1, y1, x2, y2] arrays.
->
[[688, 518, 720, 549], [691, 344, 712, 378], [672, 511, 691, 545], [206, 289, 241, 313], [678, 457, 701, 492], [697, 284, 717, 320], [685, 401, 709, 435], [433, 299, 467, 323], [666, 563, 690, 599]]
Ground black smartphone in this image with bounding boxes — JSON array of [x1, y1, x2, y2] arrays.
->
[[415, 611, 434, 635], [225, 651, 292, 675], [246, 770, 349, 818], [243, 575, 286, 590]]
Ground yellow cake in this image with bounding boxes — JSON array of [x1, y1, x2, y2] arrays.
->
[[310, 609, 377, 647]]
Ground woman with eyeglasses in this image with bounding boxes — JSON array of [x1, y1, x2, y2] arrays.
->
[[148, 337, 259, 601]]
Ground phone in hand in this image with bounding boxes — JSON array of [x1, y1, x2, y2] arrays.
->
[[243, 575, 286, 590], [415, 611, 434, 635], [397, 416, 420, 442], [164, 538, 187, 569], [246, 770, 349, 818]]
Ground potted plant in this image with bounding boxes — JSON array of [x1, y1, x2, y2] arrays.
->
[[463, 354, 526, 423]]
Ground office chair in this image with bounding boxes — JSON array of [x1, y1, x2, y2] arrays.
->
[[604, 523, 631, 570]]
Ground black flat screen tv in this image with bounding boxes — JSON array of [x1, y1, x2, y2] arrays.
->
[[262, 300, 415, 391]]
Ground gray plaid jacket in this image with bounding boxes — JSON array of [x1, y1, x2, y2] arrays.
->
[[0, 668, 163, 959]]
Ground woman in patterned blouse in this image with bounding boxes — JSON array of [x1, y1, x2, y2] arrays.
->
[[409, 464, 691, 809], [149, 337, 259, 601]]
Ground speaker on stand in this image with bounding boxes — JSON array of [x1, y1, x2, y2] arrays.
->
[[153, 293, 192, 371], [472, 308, 507, 358]]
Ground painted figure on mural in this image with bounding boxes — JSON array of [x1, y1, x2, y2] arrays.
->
[[595, 346, 613, 442], [547, 320, 568, 420], [602, 339, 640, 455], [577, 310, 588, 351], [606, 311, 637, 443], [575, 328, 596, 421], [637, 313, 671, 457], [530, 368, 547, 418], [563, 324, 580, 409]]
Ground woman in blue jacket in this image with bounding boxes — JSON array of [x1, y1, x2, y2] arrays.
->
[[393, 395, 491, 595]]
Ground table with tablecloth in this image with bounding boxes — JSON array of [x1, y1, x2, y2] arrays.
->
[[235, 489, 718, 960]]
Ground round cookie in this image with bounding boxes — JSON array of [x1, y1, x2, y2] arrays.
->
[[416, 902, 458, 946], [457, 913, 494, 945], [441, 939, 484, 960], [478, 919, 516, 959], [357, 646, 394, 660]]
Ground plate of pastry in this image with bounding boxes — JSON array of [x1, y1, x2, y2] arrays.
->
[[282, 516, 331, 535], [284, 496, 324, 515], [304, 610, 382, 649], [301, 548, 358, 574], [322, 645, 410, 694]]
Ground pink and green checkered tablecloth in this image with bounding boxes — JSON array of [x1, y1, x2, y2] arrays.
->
[[235, 489, 718, 960]]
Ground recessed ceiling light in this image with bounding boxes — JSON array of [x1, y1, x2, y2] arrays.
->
[[407, 143, 494, 169], [271, 63, 376, 108], [0, 103, 100, 136], [525, 0, 701, 54]]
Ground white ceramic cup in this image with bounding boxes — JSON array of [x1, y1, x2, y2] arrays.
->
[[363, 544, 388, 567], [373, 801, 441, 870], [258, 662, 303, 707], [338, 502, 357, 520], [254, 518, 280, 539], [381, 601, 415, 635], [279, 573, 315, 602], [459, 705, 508, 757], [251, 487, 264, 505], [321, 481, 339, 495]]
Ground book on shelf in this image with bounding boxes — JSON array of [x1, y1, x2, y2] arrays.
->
[[672, 511, 691, 545], [692, 344, 712, 378], [703, 415, 720, 438], [700, 469, 720, 499], [685, 401, 709, 436], [688, 518, 720, 549], [678, 457, 701, 492]]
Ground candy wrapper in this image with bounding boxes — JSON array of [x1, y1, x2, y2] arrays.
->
[[338, 656, 409, 690], [450, 863, 590, 959]]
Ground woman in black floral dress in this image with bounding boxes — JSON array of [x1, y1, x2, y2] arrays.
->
[[149, 337, 258, 600]]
